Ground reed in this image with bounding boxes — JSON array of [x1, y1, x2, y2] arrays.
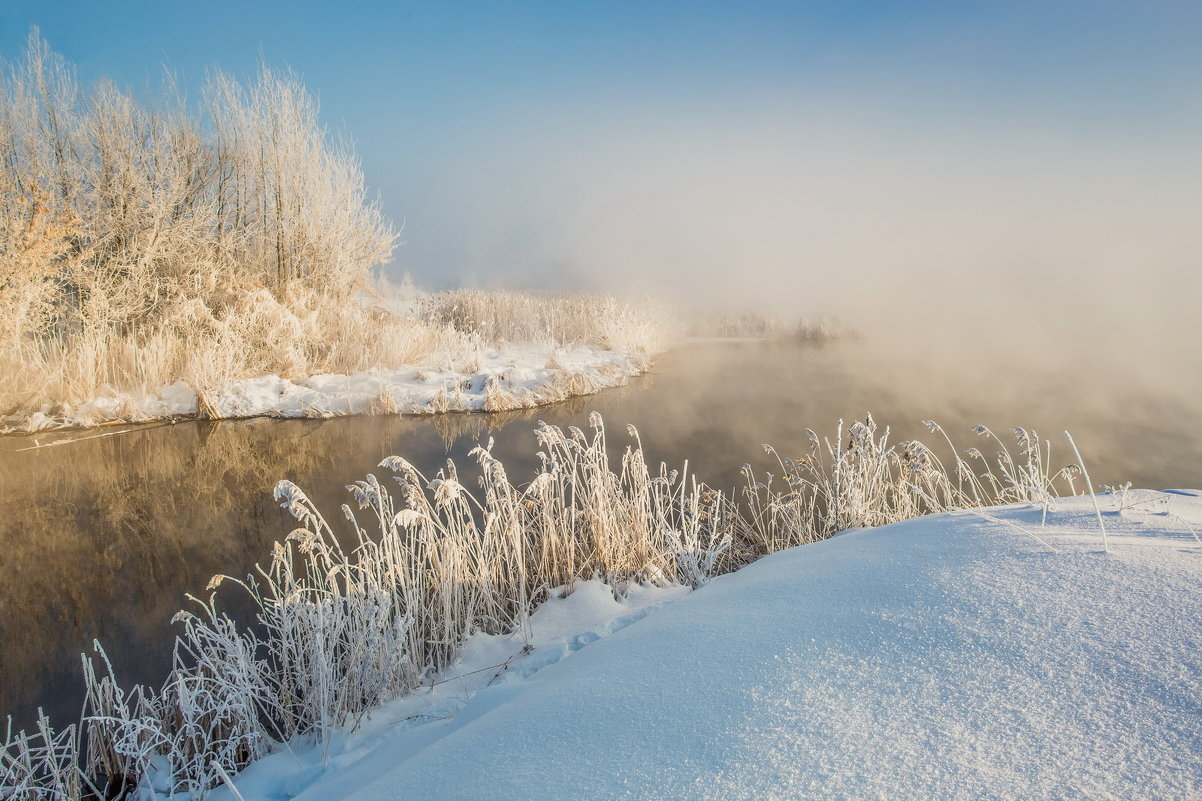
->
[[739, 415, 1082, 554], [1, 413, 1097, 799], [420, 290, 678, 356]]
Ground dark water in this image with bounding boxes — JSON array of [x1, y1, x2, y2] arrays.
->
[[2, 339, 1199, 728]]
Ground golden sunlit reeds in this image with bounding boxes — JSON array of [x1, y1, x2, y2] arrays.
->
[[1, 413, 1095, 799]]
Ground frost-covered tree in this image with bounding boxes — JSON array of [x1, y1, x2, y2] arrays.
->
[[0, 29, 397, 415]]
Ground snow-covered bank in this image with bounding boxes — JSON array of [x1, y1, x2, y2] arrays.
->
[[223, 490, 1202, 801], [7, 344, 648, 433]]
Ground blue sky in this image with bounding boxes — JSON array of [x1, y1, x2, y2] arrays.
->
[[2, 1, 1200, 326]]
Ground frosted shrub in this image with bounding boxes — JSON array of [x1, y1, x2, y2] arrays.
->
[[0, 32, 397, 422], [0, 33, 682, 430]]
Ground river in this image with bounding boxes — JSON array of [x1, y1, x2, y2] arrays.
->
[[2, 339, 1198, 727]]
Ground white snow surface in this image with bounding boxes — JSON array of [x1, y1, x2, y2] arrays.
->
[[219, 490, 1202, 801], [12, 344, 645, 431]]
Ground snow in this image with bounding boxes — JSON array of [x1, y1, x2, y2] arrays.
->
[[222, 579, 692, 801], [9, 344, 646, 432], [213, 490, 1202, 801]]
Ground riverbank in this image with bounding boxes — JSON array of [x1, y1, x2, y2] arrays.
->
[[10, 338, 1200, 736], [2, 287, 678, 434], [5, 400, 1200, 797], [221, 490, 1202, 801], [4, 341, 652, 433]]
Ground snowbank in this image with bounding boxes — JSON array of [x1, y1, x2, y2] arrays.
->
[[10, 344, 647, 432], [222, 490, 1202, 801]]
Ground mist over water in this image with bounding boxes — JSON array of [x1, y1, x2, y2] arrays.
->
[[4, 339, 1198, 728], [401, 105, 1202, 412]]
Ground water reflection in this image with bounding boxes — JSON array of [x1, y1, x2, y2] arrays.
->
[[2, 339, 1198, 727]]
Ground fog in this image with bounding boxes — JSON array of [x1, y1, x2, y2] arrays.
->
[[392, 100, 1202, 403], [6, 1, 1197, 396]]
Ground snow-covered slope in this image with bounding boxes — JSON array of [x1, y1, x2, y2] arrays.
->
[[226, 490, 1202, 801]]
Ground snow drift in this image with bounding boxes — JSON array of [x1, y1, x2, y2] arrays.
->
[[226, 490, 1202, 801]]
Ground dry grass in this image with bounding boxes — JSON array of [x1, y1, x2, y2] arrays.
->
[[422, 290, 678, 356], [738, 415, 1080, 555], [1, 413, 1094, 799]]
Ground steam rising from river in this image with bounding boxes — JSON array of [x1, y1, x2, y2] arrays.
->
[[400, 107, 1202, 401]]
